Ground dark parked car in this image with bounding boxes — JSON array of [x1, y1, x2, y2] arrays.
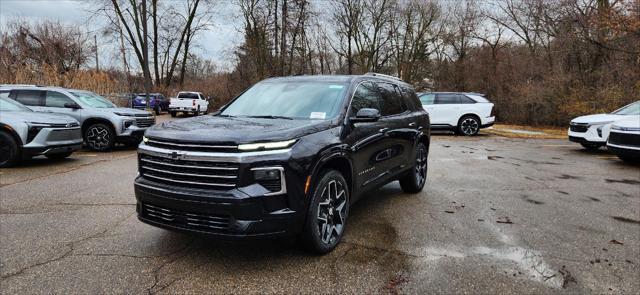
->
[[131, 93, 169, 115], [134, 73, 431, 253]]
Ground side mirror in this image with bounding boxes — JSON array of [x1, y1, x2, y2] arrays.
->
[[350, 108, 380, 123], [64, 102, 82, 109]]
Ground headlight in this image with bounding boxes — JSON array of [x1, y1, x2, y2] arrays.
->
[[251, 167, 286, 195], [238, 139, 297, 151], [589, 121, 614, 126], [143, 136, 149, 143], [26, 122, 53, 143], [123, 120, 135, 132], [611, 125, 622, 131], [114, 112, 134, 117], [597, 126, 603, 137]]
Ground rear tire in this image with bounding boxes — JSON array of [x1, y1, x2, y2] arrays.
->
[[195, 106, 201, 116], [0, 131, 20, 168], [85, 123, 115, 152], [301, 170, 349, 254], [457, 115, 480, 136], [400, 142, 428, 193], [45, 152, 73, 161], [154, 105, 161, 115]]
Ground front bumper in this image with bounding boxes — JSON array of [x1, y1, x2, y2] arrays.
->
[[135, 178, 302, 239], [169, 106, 196, 112], [133, 143, 307, 239], [23, 127, 83, 156]]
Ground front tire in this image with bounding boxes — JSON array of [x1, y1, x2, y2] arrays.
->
[[85, 123, 115, 152], [154, 105, 161, 115], [457, 115, 480, 136], [400, 142, 428, 193], [301, 170, 349, 254], [170, 111, 177, 117], [0, 131, 20, 168]]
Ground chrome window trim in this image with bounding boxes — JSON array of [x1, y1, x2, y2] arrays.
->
[[251, 166, 287, 196]]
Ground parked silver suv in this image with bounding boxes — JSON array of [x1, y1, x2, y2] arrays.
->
[[0, 96, 83, 167], [0, 85, 155, 151]]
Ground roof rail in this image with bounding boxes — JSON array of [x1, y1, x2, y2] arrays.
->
[[364, 72, 402, 81], [0, 84, 44, 87]]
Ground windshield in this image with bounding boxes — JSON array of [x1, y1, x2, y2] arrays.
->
[[0, 96, 32, 112], [612, 101, 640, 115], [70, 91, 116, 108], [221, 81, 348, 119]]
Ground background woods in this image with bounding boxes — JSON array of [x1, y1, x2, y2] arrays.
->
[[1, 0, 638, 124]]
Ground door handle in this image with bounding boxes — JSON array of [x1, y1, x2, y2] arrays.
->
[[379, 128, 389, 133], [408, 122, 416, 127]]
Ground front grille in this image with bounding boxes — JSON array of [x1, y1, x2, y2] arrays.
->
[[135, 117, 156, 128], [570, 123, 589, 133], [145, 138, 238, 153], [139, 154, 239, 190], [141, 203, 231, 233], [47, 128, 81, 141], [609, 132, 640, 147]]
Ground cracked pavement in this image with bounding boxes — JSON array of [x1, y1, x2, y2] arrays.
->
[[1, 132, 639, 294]]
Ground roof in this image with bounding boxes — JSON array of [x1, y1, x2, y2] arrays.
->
[[262, 74, 410, 86]]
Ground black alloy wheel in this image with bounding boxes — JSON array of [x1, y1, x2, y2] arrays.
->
[[458, 116, 480, 136], [400, 142, 428, 193], [302, 170, 349, 254]]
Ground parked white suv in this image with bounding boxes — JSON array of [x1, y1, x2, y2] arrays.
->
[[418, 92, 495, 135], [568, 101, 639, 150], [168, 91, 210, 117], [607, 117, 640, 162]]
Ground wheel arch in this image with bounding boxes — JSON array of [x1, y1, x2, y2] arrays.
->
[[457, 113, 481, 126], [82, 118, 116, 136], [309, 152, 354, 199], [0, 123, 23, 147]]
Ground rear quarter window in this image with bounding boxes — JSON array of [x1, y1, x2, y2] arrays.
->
[[466, 94, 490, 103]]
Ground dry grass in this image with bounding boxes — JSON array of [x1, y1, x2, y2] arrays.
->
[[483, 124, 567, 139]]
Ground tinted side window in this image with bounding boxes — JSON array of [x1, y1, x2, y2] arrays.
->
[[350, 82, 382, 116], [14, 90, 43, 106], [378, 83, 405, 116], [45, 91, 74, 107], [435, 94, 459, 104], [460, 95, 476, 104], [419, 93, 435, 105]]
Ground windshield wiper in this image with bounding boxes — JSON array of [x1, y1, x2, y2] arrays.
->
[[245, 115, 294, 120]]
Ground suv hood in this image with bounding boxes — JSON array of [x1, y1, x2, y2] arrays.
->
[[145, 115, 334, 144], [100, 107, 152, 116], [571, 114, 624, 124], [1, 111, 78, 124]]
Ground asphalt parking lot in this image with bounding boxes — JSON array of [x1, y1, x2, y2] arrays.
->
[[1, 126, 639, 294]]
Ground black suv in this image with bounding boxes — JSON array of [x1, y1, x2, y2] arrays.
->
[[134, 74, 430, 253]]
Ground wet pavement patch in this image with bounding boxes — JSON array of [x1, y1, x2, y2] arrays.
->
[[586, 197, 601, 202], [496, 217, 514, 224], [522, 195, 544, 205], [609, 239, 624, 245], [557, 174, 582, 180], [605, 179, 640, 185], [487, 155, 504, 160], [611, 216, 640, 225], [557, 191, 570, 195]]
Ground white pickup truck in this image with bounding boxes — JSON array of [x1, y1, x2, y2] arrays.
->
[[168, 91, 210, 117]]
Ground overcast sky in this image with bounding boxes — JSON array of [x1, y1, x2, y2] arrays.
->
[[0, 0, 243, 70]]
